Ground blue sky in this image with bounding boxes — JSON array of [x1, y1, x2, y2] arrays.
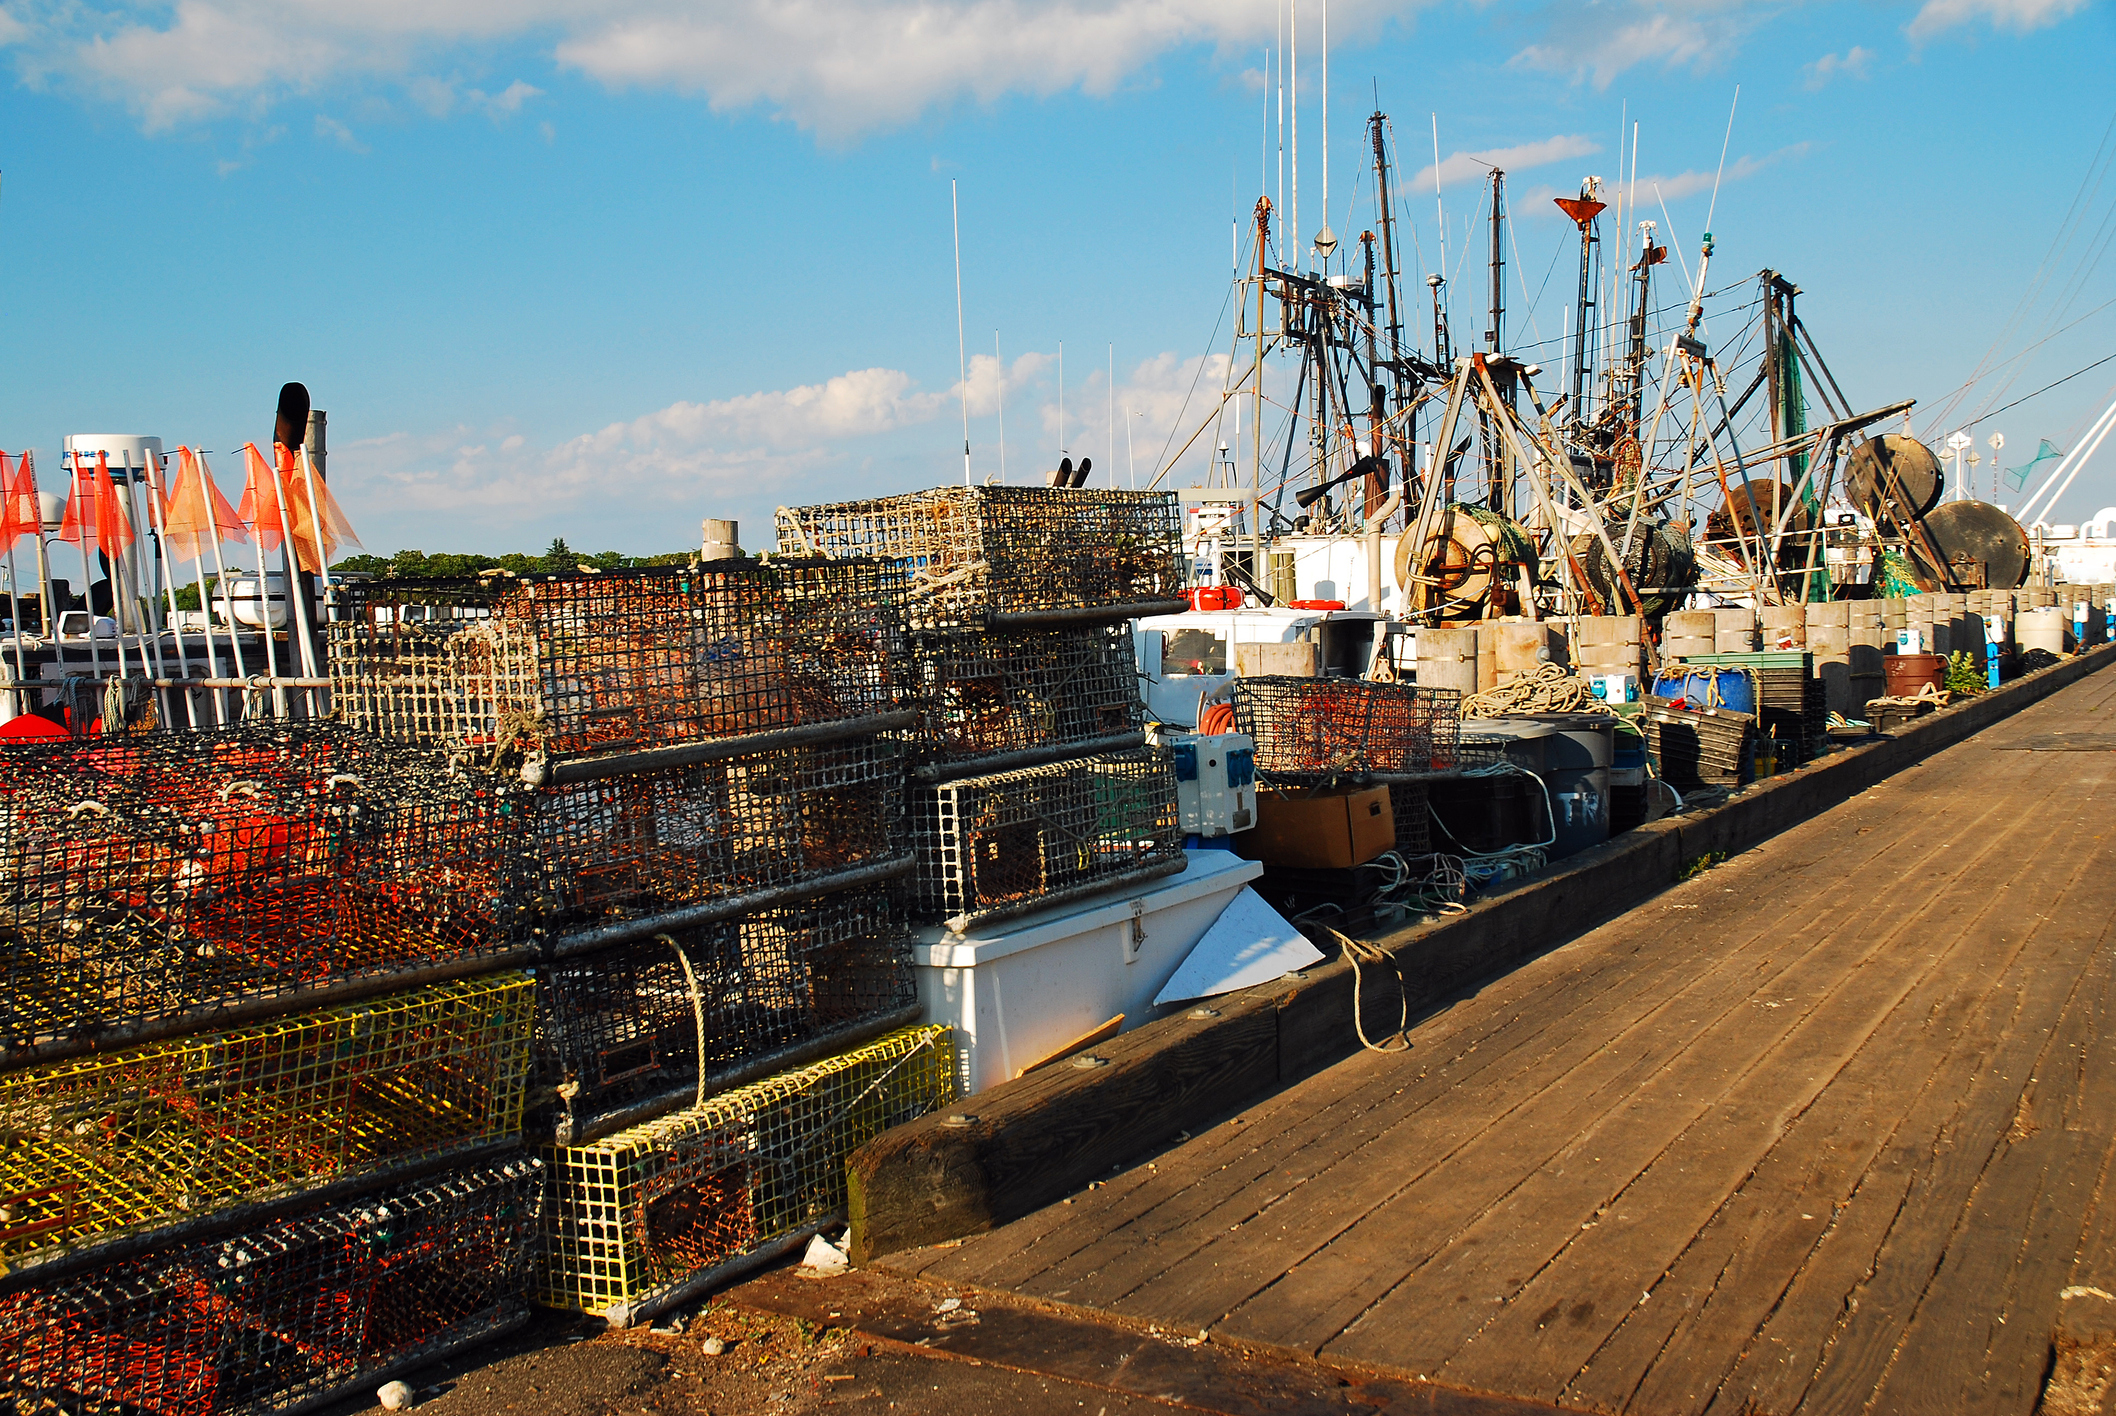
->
[[0, 0, 2110, 557]]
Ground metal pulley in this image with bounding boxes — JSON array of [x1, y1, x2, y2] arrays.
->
[[1571, 522, 1696, 618], [1395, 505, 1535, 621], [1845, 435, 1943, 521], [1705, 481, 1815, 570], [1902, 500, 2030, 591]]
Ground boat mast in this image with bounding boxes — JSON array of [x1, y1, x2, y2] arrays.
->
[[1555, 181, 1606, 427], [1371, 110, 1408, 500]]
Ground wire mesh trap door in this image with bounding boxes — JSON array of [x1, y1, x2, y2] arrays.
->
[[0, 973, 536, 1272], [329, 561, 907, 765], [0, 1155, 544, 1416], [521, 740, 903, 936], [909, 749, 1182, 926], [775, 487, 1184, 629], [0, 723, 523, 1064], [909, 624, 1144, 771], [531, 888, 917, 1131], [1230, 677, 1463, 782], [539, 1024, 956, 1315]]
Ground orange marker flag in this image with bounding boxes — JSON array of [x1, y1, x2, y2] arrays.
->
[[92, 452, 135, 562], [279, 447, 362, 573], [0, 454, 19, 546], [236, 442, 286, 554], [54, 452, 93, 546], [162, 447, 248, 563], [7, 451, 46, 549]]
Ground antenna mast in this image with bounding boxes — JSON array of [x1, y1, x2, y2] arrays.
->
[[952, 179, 970, 485]]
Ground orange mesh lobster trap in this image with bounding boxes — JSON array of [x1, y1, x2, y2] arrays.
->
[[327, 559, 907, 769], [532, 887, 916, 1137], [0, 973, 534, 1273], [540, 1024, 954, 1319], [1229, 676, 1462, 783], [0, 723, 523, 1067], [775, 487, 1183, 631], [0, 1154, 543, 1415]]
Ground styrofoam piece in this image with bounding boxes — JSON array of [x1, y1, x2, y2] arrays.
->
[[1153, 886, 1321, 1007], [912, 850, 1262, 1093]]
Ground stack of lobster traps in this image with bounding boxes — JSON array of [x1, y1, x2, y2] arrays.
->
[[325, 558, 956, 1324], [777, 487, 1188, 939], [0, 721, 543, 1413], [1229, 675, 1465, 859]]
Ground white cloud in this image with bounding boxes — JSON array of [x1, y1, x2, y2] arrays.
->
[[1510, 7, 1757, 90], [10, 0, 1435, 140], [1805, 45, 1872, 89], [323, 348, 1234, 547], [1908, 0, 2090, 39], [1413, 134, 1602, 193], [314, 112, 366, 150], [24, 0, 2089, 141], [468, 77, 540, 118], [1635, 142, 1811, 201]]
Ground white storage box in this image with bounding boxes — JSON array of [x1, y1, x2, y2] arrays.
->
[[912, 850, 1264, 1093], [1171, 732, 1257, 836]]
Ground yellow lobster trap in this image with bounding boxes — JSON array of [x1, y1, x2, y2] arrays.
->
[[539, 1024, 954, 1318], [0, 972, 535, 1273]]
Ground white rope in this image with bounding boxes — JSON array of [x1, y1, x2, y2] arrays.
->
[[659, 932, 710, 1109]]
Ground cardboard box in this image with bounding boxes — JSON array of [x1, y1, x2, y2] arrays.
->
[[1239, 786, 1394, 869]]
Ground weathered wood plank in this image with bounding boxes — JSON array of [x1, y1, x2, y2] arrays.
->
[[1343, 774, 2071, 1384], [1206, 762, 2050, 1359]]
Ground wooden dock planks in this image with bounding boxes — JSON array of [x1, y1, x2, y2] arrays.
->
[[892, 666, 2116, 1415]]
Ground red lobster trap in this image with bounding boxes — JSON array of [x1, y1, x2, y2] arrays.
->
[[909, 748, 1182, 930], [0, 723, 523, 1066], [0, 1154, 543, 1416], [0, 973, 534, 1273], [327, 560, 909, 770], [531, 887, 917, 1138], [907, 624, 1145, 778], [1229, 676, 1463, 784], [775, 487, 1184, 631]]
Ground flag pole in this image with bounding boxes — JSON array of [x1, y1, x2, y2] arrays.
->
[[94, 453, 138, 722], [121, 450, 174, 722], [3, 454, 29, 712], [266, 446, 318, 713], [69, 451, 108, 711], [25, 453, 56, 716], [244, 449, 287, 717], [295, 444, 334, 718], [140, 448, 200, 728], [196, 452, 249, 721]]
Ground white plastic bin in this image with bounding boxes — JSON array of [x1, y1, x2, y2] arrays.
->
[[912, 850, 1264, 1094]]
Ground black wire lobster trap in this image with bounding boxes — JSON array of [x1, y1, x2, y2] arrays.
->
[[908, 624, 1144, 777], [518, 739, 907, 944], [1230, 677, 1463, 783], [0, 1154, 543, 1416], [531, 888, 917, 1137], [327, 560, 908, 769], [540, 1024, 954, 1321], [774, 487, 1184, 631], [909, 748, 1182, 929], [0, 973, 534, 1274], [0, 723, 524, 1066]]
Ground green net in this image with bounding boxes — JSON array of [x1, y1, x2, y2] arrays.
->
[[1879, 546, 1922, 597], [2003, 438, 2062, 493]]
